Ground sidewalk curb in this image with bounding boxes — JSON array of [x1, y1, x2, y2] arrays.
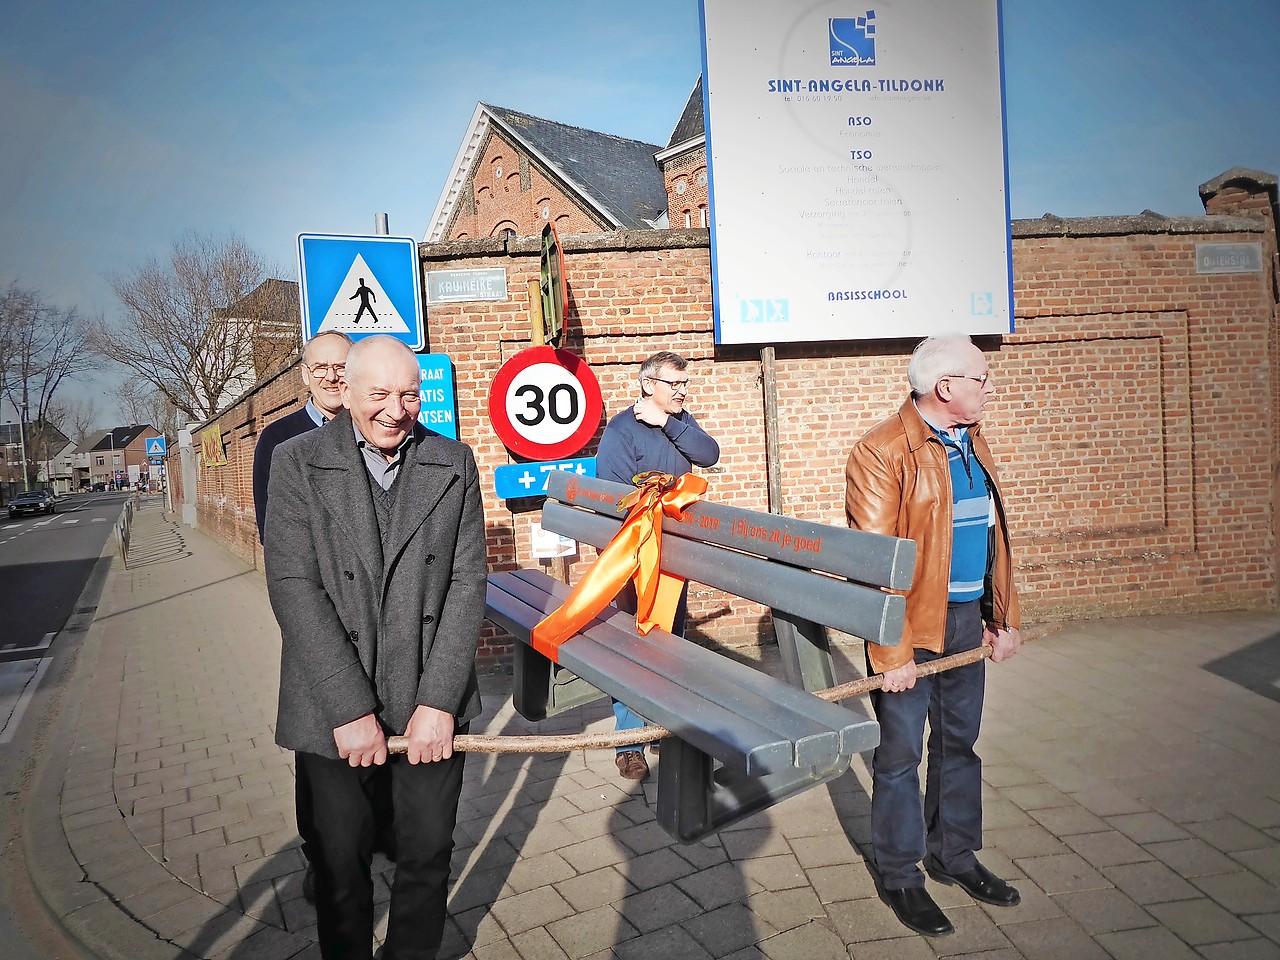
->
[[21, 505, 220, 960]]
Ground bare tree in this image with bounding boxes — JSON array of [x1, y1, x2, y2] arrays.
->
[[91, 232, 287, 424], [46, 396, 98, 446], [0, 283, 99, 470], [119, 378, 179, 439]]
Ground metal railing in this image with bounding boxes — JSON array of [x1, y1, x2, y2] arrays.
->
[[115, 498, 135, 563]]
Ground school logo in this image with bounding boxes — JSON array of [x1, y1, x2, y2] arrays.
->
[[830, 12, 877, 66]]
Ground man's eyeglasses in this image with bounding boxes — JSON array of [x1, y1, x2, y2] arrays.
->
[[646, 376, 690, 392], [945, 373, 989, 387], [304, 362, 346, 378]]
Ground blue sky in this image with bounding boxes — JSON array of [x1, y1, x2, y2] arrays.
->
[[2, 0, 1278, 423]]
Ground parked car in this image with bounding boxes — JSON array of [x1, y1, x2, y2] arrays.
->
[[8, 488, 57, 518], [92, 482, 107, 492]]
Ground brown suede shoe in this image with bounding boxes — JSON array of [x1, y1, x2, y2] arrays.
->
[[615, 750, 650, 781]]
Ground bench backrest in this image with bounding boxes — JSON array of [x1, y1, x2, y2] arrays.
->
[[542, 472, 915, 647]]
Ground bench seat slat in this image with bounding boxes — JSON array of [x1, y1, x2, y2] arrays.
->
[[484, 581, 799, 776], [507, 569, 875, 759], [497, 570, 846, 767], [541, 501, 905, 647], [546, 471, 916, 590]]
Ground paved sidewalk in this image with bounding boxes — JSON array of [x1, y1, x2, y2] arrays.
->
[[23, 498, 1280, 959]]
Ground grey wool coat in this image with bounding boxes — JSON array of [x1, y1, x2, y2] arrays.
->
[[264, 410, 486, 759]]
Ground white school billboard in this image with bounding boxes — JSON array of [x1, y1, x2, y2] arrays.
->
[[700, 0, 1013, 344]]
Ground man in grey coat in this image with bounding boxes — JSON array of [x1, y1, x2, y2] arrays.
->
[[265, 336, 486, 960]]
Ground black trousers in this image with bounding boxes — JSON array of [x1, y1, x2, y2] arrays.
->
[[295, 748, 466, 960]]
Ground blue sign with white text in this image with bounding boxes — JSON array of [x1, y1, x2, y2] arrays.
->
[[297, 233, 425, 350], [494, 458, 596, 501], [417, 354, 457, 440]]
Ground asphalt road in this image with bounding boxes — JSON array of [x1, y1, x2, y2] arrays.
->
[[0, 491, 128, 959]]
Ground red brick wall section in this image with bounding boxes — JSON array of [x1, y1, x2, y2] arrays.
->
[[188, 218, 1279, 662], [447, 131, 607, 241]]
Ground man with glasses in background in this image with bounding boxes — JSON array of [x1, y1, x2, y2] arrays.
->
[[844, 332, 1023, 938], [253, 330, 353, 542], [596, 350, 720, 781]]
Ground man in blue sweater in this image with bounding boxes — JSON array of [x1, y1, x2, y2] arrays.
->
[[596, 351, 720, 780]]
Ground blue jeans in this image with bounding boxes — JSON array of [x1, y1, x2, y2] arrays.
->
[[612, 581, 688, 752], [868, 599, 985, 890]]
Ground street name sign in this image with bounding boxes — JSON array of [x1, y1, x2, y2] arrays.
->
[[297, 233, 425, 350]]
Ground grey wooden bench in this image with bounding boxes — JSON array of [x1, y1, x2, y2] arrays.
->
[[485, 471, 916, 842]]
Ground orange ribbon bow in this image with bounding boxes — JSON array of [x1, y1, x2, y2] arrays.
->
[[530, 471, 707, 661]]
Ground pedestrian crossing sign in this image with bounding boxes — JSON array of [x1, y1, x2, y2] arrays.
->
[[145, 437, 167, 456], [296, 234, 425, 350]]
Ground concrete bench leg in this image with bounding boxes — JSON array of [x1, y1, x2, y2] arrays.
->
[[656, 736, 854, 843]]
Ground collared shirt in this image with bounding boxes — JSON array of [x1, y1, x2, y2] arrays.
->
[[303, 399, 329, 428], [352, 419, 414, 491], [914, 402, 993, 602]]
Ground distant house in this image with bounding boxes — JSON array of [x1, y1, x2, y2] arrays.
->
[[0, 421, 71, 494], [85, 425, 164, 489], [191, 278, 301, 419]]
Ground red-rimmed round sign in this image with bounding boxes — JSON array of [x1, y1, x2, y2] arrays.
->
[[487, 347, 603, 460]]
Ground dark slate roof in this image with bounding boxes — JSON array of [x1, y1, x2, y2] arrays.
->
[[483, 104, 668, 229], [89, 425, 156, 452], [667, 77, 705, 147], [0, 422, 69, 447]]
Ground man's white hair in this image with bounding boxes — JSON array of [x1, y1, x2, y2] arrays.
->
[[906, 333, 975, 397]]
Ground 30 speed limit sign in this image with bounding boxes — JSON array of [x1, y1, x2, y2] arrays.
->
[[487, 347, 603, 460]]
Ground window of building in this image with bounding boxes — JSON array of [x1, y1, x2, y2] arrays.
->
[[683, 210, 691, 228], [699, 205, 708, 228], [675, 178, 688, 195], [696, 169, 708, 186], [96, 456, 105, 467]]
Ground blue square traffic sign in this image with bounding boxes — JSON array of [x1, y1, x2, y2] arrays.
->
[[145, 437, 167, 457], [297, 234, 425, 350]]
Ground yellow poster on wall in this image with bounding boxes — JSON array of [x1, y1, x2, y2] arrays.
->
[[201, 425, 227, 467]]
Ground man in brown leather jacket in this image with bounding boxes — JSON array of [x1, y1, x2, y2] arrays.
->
[[845, 333, 1023, 938]]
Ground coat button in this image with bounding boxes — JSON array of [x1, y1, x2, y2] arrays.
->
[[425, 554, 436, 564], [344, 571, 354, 580], [348, 630, 359, 641], [421, 614, 434, 624]]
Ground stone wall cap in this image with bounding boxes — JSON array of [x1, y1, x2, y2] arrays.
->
[[1012, 212, 1267, 238], [1198, 167, 1278, 201], [419, 229, 710, 262]]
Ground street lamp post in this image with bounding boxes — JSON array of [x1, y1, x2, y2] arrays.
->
[[16, 406, 28, 493]]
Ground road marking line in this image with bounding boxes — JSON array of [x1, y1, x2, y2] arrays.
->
[[61, 518, 80, 524], [0, 655, 52, 745], [91, 517, 106, 523]]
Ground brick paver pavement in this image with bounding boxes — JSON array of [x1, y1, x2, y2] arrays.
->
[[23, 498, 1280, 958]]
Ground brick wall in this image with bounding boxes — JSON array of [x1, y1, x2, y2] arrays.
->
[[185, 208, 1279, 663]]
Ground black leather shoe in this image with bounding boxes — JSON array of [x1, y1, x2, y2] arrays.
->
[[882, 886, 954, 937], [927, 860, 1021, 906]]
